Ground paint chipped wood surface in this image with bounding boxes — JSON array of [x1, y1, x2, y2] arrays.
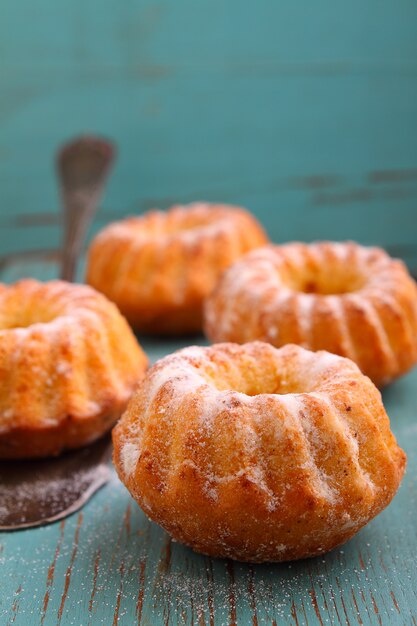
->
[[2, 1, 417, 259], [0, 258, 416, 625], [2, 2, 417, 620]]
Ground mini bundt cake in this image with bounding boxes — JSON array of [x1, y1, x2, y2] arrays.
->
[[86, 203, 268, 335], [0, 279, 148, 459], [205, 242, 417, 387], [113, 342, 406, 562]]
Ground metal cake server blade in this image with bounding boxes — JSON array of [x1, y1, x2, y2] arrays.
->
[[0, 436, 112, 530], [0, 135, 116, 530]]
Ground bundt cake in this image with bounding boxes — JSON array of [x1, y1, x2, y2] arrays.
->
[[86, 202, 268, 335], [113, 341, 406, 562], [0, 279, 148, 459], [204, 242, 417, 387]]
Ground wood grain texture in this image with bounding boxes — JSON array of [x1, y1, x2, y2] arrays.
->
[[1, 1, 417, 257], [1, 1, 417, 621], [0, 259, 416, 625]]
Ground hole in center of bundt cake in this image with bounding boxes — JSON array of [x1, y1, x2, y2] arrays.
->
[[206, 365, 308, 396], [136, 210, 219, 238], [161, 219, 211, 235], [0, 305, 60, 330], [284, 266, 366, 296], [242, 378, 303, 396]]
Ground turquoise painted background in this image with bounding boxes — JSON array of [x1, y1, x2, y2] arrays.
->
[[1, 1, 417, 265], [1, 3, 417, 624]]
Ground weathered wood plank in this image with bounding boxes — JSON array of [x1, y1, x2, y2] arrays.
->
[[1, 0, 417, 622], [0, 257, 417, 626], [0, 328, 416, 625], [1, 1, 417, 257]]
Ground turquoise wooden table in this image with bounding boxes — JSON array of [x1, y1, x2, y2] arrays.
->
[[0, 256, 416, 626], [2, 0, 417, 623]]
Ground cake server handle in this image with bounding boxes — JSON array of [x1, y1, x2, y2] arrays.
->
[[0, 135, 116, 531], [57, 135, 115, 282]]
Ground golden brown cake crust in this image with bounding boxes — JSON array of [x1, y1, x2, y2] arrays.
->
[[86, 203, 268, 334], [113, 342, 406, 562], [0, 279, 148, 459], [204, 241, 417, 386]]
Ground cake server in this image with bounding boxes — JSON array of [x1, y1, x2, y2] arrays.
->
[[0, 135, 116, 530]]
